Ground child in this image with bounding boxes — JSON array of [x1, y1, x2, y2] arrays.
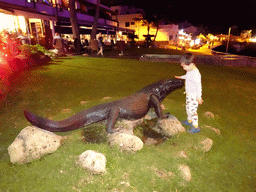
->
[[175, 53, 203, 133]]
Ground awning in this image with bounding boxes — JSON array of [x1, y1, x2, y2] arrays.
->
[[55, 26, 116, 35], [0, 6, 14, 14], [117, 27, 135, 34], [14, 10, 57, 21]]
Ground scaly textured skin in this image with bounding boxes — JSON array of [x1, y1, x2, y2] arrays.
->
[[24, 78, 184, 134]]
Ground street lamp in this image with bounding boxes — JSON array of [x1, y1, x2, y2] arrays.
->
[[226, 25, 238, 54]]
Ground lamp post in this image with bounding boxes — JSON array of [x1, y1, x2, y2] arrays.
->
[[226, 25, 238, 54], [226, 27, 231, 54]]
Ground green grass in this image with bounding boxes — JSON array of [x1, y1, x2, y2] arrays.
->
[[0, 54, 255, 191]]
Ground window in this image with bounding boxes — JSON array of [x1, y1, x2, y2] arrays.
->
[[131, 22, 135, 25], [125, 22, 130, 27], [61, 0, 69, 8]]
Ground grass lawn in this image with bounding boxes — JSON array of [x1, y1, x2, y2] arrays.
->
[[0, 54, 255, 191]]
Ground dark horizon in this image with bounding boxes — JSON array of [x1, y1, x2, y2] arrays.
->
[[102, 0, 256, 35]]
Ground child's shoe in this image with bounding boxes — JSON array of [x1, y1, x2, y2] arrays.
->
[[181, 120, 192, 126], [187, 126, 200, 134]]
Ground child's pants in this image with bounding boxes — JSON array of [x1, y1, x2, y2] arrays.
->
[[186, 93, 199, 126]]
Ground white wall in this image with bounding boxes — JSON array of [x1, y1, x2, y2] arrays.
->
[[117, 13, 179, 41]]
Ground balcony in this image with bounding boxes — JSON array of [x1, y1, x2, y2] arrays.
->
[[1, 0, 117, 27]]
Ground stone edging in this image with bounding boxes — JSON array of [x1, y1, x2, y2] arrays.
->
[[139, 54, 256, 67]]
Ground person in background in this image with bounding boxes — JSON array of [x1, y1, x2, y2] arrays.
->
[[97, 33, 104, 56], [17, 29, 28, 45], [63, 36, 70, 53], [53, 32, 64, 56]]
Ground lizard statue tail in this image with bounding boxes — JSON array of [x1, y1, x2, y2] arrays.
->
[[24, 108, 107, 132]]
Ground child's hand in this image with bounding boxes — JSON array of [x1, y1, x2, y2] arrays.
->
[[197, 98, 204, 105], [175, 76, 182, 79]]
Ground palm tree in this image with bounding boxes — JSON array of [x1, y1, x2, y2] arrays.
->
[[69, 0, 81, 54], [134, 14, 159, 47], [90, 0, 100, 52], [139, 4, 167, 45], [152, 16, 161, 42]]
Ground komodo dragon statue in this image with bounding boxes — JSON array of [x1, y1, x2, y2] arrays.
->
[[24, 78, 184, 134]]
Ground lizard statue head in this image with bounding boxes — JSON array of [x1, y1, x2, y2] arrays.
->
[[151, 78, 184, 102]]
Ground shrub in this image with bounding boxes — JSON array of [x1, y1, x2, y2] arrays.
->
[[19, 44, 54, 58], [19, 44, 32, 57]]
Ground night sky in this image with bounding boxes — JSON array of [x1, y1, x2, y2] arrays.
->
[[102, 0, 256, 35]]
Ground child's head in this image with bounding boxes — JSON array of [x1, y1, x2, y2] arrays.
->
[[180, 53, 195, 71], [180, 53, 194, 65]]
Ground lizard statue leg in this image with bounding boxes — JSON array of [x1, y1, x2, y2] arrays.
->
[[149, 95, 169, 119], [106, 107, 120, 134]]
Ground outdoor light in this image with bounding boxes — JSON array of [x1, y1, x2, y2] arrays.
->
[[179, 29, 184, 35], [195, 38, 200, 44], [249, 37, 256, 42], [190, 40, 194, 47]]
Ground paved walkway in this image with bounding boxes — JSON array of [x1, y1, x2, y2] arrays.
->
[[165, 42, 222, 55]]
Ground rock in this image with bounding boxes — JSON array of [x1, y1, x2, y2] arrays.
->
[[200, 138, 213, 152], [115, 119, 143, 134], [204, 125, 221, 135], [179, 164, 192, 182], [61, 108, 72, 113], [82, 53, 89, 57], [177, 151, 188, 158], [153, 168, 173, 178], [108, 133, 143, 153], [120, 181, 131, 187], [144, 137, 158, 146], [80, 101, 87, 105], [144, 110, 158, 120], [151, 115, 185, 137], [101, 97, 111, 100], [77, 150, 106, 174], [204, 111, 214, 118], [7, 126, 62, 164]]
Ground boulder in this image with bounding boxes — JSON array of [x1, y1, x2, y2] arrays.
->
[[108, 133, 143, 153], [179, 164, 192, 182], [77, 150, 106, 174], [199, 138, 213, 152], [204, 111, 214, 118], [7, 126, 62, 164], [151, 115, 185, 137], [115, 119, 143, 134]]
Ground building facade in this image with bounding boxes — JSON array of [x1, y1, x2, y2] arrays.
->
[[0, 0, 130, 48], [111, 5, 179, 43]]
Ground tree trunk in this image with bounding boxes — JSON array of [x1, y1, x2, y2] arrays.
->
[[69, 0, 81, 54], [153, 25, 159, 42], [90, 0, 100, 51]]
